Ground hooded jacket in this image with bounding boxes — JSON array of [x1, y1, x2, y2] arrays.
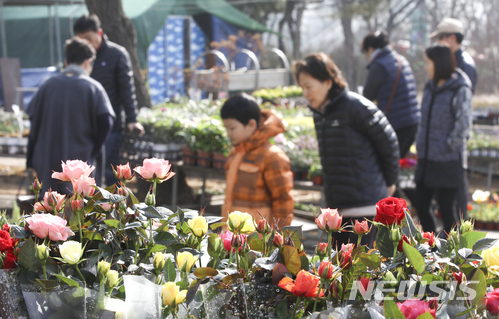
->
[[223, 110, 294, 227]]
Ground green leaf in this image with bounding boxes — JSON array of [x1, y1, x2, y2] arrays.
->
[[375, 226, 395, 258], [83, 230, 103, 241], [104, 219, 120, 228], [247, 232, 264, 252], [149, 244, 167, 254], [421, 274, 444, 286], [383, 299, 405, 319], [177, 207, 185, 225], [402, 241, 426, 275], [34, 279, 59, 292], [415, 311, 437, 319], [127, 187, 140, 205], [142, 206, 163, 219], [359, 252, 381, 269], [281, 245, 301, 275], [193, 267, 219, 279], [459, 231, 486, 249], [282, 225, 303, 248], [404, 210, 418, 239], [210, 222, 226, 230], [163, 258, 177, 282], [17, 237, 42, 271], [53, 274, 80, 287], [468, 268, 487, 307], [472, 238, 498, 252]]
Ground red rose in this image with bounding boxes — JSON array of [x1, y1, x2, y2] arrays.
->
[[2, 224, 9, 232], [423, 232, 435, 247], [397, 235, 410, 252], [486, 288, 499, 315], [2, 251, 17, 269], [340, 250, 352, 269], [375, 197, 407, 226], [0, 230, 14, 252]]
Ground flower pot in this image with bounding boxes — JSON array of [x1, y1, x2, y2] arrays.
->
[[182, 146, 196, 165], [486, 222, 495, 230], [480, 148, 488, 157], [197, 150, 212, 168], [22, 285, 86, 319], [212, 152, 227, 170], [5, 137, 19, 155], [470, 149, 479, 157], [311, 175, 323, 185], [123, 275, 163, 319]]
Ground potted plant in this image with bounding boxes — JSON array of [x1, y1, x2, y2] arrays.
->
[[308, 162, 323, 185]]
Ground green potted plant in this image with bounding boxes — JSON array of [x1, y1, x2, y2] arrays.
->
[[308, 162, 323, 185]]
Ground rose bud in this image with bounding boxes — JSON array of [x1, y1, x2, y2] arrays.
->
[[389, 227, 402, 243], [98, 260, 111, 280], [256, 219, 270, 234], [35, 243, 49, 263], [315, 208, 342, 232], [339, 250, 352, 269], [318, 261, 334, 280], [117, 187, 129, 197], [106, 270, 120, 289], [460, 220, 474, 234], [145, 187, 156, 207], [422, 231, 435, 247], [453, 272, 466, 285], [360, 277, 370, 293], [316, 242, 328, 260], [71, 198, 84, 213], [114, 163, 133, 181], [273, 232, 284, 247], [397, 235, 411, 252], [153, 252, 166, 271], [353, 220, 370, 235], [33, 176, 42, 193]]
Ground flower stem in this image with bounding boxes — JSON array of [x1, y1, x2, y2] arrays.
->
[[78, 211, 83, 243], [357, 234, 363, 247], [327, 232, 332, 261], [291, 296, 301, 319], [42, 263, 47, 281], [392, 244, 398, 261], [312, 282, 321, 313], [75, 265, 85, 282]]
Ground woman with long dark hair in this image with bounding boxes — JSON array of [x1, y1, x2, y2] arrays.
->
[[293, 53, 400, 247], [415, 44, 472, 234]]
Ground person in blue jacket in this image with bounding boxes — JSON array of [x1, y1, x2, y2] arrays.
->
[[415, 44, 472, 235]]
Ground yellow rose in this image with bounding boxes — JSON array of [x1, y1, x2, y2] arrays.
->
[[188, 216, 208, 237], [153, 252, 166, 271], [227, 211, 255, 234], [176, 251, 198, 273], [59, 240, 83, 265], [162, 282, 187, 306], [482, 246, 499, 267], [106, 270, 120, 288]]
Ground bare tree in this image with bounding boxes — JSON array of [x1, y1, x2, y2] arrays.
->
[[85, 0, 151, 109], [278, 0, 307, 59]]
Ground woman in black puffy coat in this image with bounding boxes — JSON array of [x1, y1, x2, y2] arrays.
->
[[293, 53, 400, 247]]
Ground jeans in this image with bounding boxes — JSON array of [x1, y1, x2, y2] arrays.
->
[[415, 182, 458, 234], [105, 131, 124, 186]]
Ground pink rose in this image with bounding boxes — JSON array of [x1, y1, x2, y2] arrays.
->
[[100, 203, 113, 211], [340, 243, 354, 254], [72, 176, 96, 197], [34, 190, 66, 212], [318, 261, 333, 279], [220, 230, 246, 253], [315, 208, 342, 232], [113, 163, 133, 181], [51, 160, 95, 182], [134, 158, 176, 182], [397, 299, 436, 319], [26, 213, 74, 241], [353, 220, 370, 235]]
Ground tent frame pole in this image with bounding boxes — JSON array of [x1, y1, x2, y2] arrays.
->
[[48, 5, 54, 66], [55, 3, 62, 67], [0, 0, 7, 58]]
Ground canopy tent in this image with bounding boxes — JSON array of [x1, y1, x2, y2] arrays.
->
[[1, 0, 276, 68]]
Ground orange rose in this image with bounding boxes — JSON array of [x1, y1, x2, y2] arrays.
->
[[278, 270, 324, 298]]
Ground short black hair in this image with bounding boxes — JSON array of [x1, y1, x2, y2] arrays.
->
[[73, 14, 101, 34], [425, 44, 456, 83], [361, 30, 390, 52], [439, 33, 464, 44], [221, 93, 261, 127], [65, 37, 96, 65], [293, 52, 347, 100]]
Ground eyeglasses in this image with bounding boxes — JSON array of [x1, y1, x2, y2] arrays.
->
[[438, 34, 450, 40]]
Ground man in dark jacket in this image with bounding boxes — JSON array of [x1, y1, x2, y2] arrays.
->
[[74, 14, 144, 186], [430, 18, 477, 218], [27, 37, 115, 194]]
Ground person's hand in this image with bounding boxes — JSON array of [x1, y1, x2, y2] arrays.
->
[[387, 184, 396, 197], [127, 122, 145, 136]]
